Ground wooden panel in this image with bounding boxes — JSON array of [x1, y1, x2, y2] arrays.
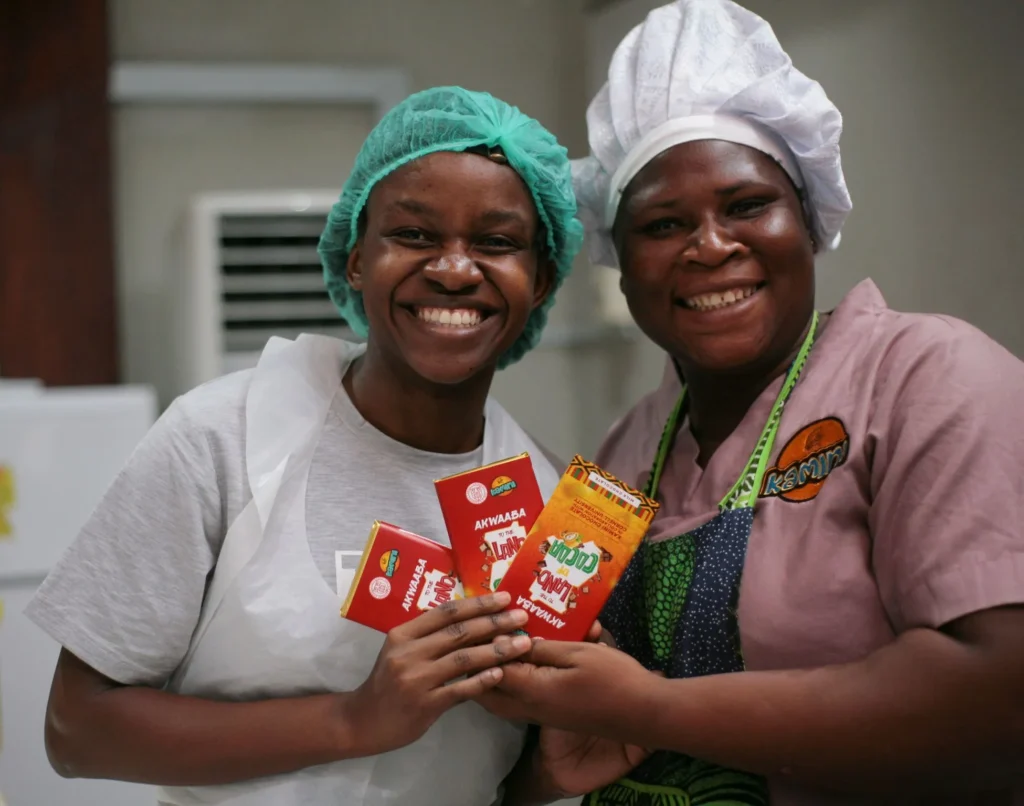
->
[[0, 0, 118, 384]]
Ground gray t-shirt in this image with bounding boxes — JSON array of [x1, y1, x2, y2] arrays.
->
[[26, 354, 554, 688]]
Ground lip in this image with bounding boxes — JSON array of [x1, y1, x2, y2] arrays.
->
[[673, 283, 766, 321], [397, 304, 503, 338], [674, 277, 766, 300]]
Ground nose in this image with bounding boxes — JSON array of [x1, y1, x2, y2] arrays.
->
[[423, 252, 484, 292], [683, 214, 743, 268]]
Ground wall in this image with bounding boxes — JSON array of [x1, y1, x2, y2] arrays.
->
[[584, 0, 1024, 362]]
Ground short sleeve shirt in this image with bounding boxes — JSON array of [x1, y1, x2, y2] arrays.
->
[[596, 280, 1024, 806]]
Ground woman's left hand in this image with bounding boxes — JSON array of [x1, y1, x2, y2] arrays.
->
[[476, 640, 652, 732]]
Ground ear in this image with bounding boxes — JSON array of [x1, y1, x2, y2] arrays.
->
[[531, 257, 557, 311], [346, 242, 364, 292]]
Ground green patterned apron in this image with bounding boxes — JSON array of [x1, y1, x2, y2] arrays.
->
[[587, 313, 819, 806]]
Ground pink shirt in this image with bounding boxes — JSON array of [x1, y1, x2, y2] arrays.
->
[[596, 279, 1024, 806]]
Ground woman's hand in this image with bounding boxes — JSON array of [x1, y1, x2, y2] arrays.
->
[[341, 592, 532, 756], [532, 726, 652, 799], [476, 640, 654, 734]]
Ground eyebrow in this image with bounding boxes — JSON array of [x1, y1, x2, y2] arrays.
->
[[714, 180, 761, 196], [476, 209, 530, 228], [392, 198, 434, 216], [388, 200, 529, 228]]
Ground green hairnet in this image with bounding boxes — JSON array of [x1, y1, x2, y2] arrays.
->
[[318, 86, 584, 369]]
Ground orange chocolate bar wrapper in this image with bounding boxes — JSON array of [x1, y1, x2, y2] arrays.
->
[[498, 456, 659, 641], [340, 521, 463, 634], [435, 453, 545, 597]]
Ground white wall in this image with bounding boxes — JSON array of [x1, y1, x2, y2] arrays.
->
[[584, 0, 1024, 359]]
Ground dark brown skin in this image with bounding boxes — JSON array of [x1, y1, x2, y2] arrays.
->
[[43, 150, 556, 786], [491, 141, 1024, 802]]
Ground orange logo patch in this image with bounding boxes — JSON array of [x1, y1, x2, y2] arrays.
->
[[760, 417, 849, 503]]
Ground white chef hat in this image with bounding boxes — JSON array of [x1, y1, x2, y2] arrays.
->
[[574, 0, 852, 269]]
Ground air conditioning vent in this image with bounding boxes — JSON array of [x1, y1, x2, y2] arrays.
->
[[174, 191, 354, 394], [218, 213, 348, 353]]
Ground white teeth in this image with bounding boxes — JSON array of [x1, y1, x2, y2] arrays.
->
[[684, 286, 758, 312], [415, 307, 483, 328]]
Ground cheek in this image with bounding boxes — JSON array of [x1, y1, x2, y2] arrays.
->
[[748, 208, 813, 259], [495, 259, 541, 314]]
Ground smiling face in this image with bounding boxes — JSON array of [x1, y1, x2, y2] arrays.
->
[[614, 140, 816, 376], [347, 151, 553, 386]]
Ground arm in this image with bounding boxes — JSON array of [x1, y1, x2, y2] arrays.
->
[[46, 649, 352, 784], [46, 594, 532, 786], [639, 606, 1024, 793], [484, 606, 1024, 796]]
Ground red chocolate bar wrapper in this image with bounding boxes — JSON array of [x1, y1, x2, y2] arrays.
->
[[498, 456, 660, 641], [340, 521, 463, 634], [435, 453, 545, 597]]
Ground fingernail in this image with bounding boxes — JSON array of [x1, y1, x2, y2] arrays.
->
[[510, 609, 528, 624], [493, 591, 511, 605], [512, 635, 532, 651]]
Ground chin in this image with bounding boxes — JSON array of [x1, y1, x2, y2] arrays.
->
[[401, 351, 500, 387], [672, 335, 772, 376]]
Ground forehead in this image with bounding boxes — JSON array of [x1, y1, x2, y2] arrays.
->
[[369, 151, 537, 220], [623, 140, 795, 208]]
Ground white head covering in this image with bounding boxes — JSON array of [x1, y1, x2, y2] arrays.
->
[[574, 0, 852, 269]]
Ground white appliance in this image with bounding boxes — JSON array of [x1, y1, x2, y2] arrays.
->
[[0, 384, 157, 805], [173, 191, 356, 396]]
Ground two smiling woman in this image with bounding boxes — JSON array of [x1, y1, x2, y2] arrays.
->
[[24, 1, 1024, 805]]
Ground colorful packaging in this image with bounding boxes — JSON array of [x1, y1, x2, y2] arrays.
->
[[497, 456, 660, 641], [434, 453, 545, 597], [340, 521, 464, 634]]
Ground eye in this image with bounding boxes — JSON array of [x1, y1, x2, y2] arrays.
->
[[639, 218, 683, 237], [477, 234, 521, 252], [728, 198, 770, 217], [391, 228, 433, 247]]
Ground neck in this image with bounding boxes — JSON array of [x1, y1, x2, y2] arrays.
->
[[344, 343, 493, 454], [681, 312, 820, 466]]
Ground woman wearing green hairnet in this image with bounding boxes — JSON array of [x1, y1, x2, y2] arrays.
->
[[25, 87, 584, 805]]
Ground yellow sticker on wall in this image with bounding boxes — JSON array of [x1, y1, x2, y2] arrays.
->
[[0, 465, 13, 538]]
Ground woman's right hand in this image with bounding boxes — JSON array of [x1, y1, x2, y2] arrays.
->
[[339, 591, 531, 756]]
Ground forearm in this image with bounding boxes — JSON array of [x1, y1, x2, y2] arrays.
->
[[48, 663, 364, 785], [501, 730, 562, 806], [618, 627, 1023, 794]]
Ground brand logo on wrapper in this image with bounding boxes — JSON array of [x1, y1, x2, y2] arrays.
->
[[490, 475, 517, 497], [0, 465, 14, 538], [379, 549, 401, 577], [466, 482, 488, 505], [368, 577, 392, 599], [761, 417, 849, 503]]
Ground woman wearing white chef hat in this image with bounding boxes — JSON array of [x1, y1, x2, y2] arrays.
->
[[486, 2, 1024, 804]]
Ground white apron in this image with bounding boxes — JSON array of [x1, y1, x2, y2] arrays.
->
[[157, 335, 560, 806]]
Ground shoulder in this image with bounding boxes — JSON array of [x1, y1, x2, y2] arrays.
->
[[822, 280, 1024, 416], [867, 308, 1024, 411], [595, 385, 667, 488], [162, 370, 253, 455]]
